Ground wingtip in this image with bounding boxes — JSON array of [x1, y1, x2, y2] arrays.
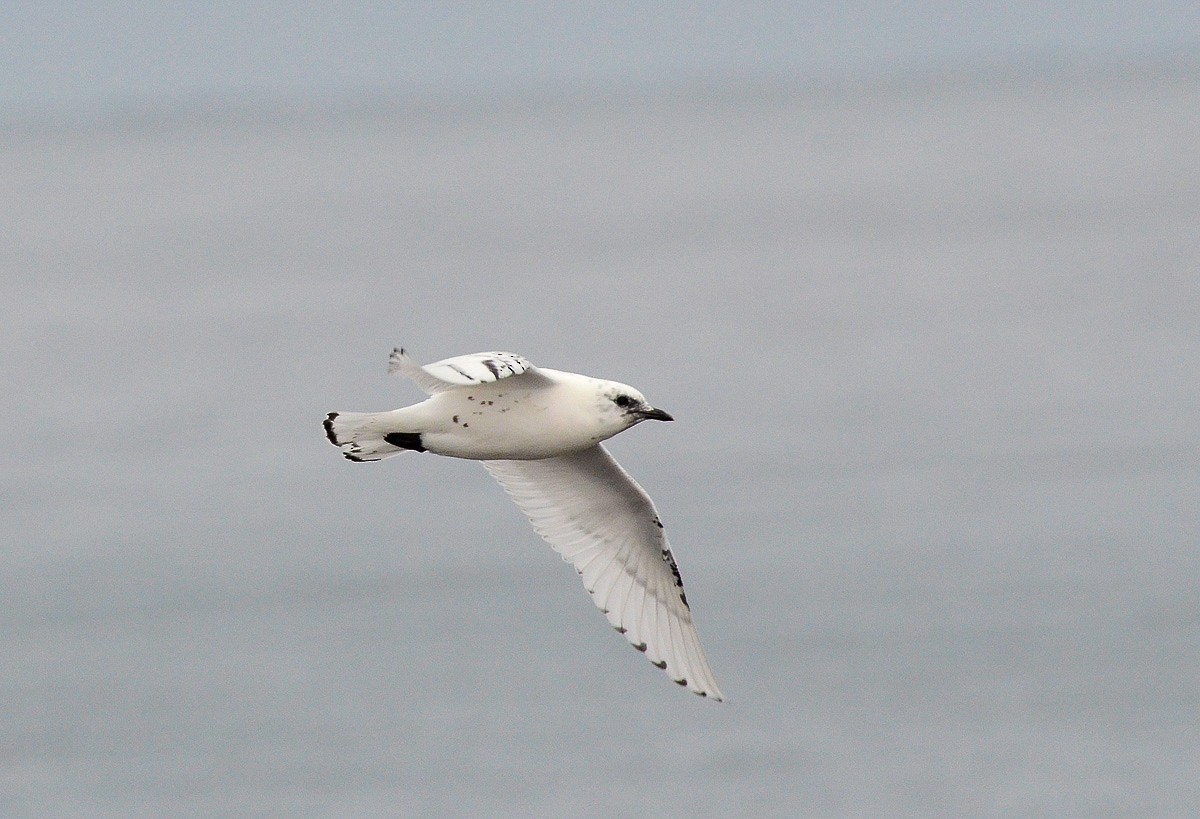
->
[[387, 346, 410, 374]]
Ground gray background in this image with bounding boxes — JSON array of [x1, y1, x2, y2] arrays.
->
[[3, 3, 1199, 815]]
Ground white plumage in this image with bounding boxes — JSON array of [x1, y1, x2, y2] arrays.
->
[[324, 348, 724, 701]]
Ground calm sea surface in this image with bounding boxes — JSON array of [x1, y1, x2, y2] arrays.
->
[[3, 64, 1198, 815]]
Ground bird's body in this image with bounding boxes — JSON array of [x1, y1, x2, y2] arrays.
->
[[342, 369, 618, 460], [324, 348, 724, 700]]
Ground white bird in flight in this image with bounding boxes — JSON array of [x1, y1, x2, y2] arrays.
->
[[324, 348, 724, 701]]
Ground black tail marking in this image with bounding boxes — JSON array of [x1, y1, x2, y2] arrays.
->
[[383, 432, 426, 452]]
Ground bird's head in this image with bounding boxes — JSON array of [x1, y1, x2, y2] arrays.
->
[[595, 380, 674, 433]]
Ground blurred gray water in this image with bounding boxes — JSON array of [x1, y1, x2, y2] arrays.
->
[[3, 63, 1199, 815]]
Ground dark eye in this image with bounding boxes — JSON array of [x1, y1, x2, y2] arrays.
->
[[613, 394, 634, 408]]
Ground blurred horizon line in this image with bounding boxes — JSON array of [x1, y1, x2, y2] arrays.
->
[[4, 50, 1196, 137]]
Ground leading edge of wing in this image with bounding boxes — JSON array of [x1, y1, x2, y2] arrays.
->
[[482, 445, 724, 701]]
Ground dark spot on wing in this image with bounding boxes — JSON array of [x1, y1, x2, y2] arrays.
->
[[652, 516, 664, 529], [448, 364, 477, 381], [482, 358, 502, 379], [451, 415, 458, 423], [674, 678, 687, 687], [661, 547, 690, 608], [383, 432, 426, 452], [614, 625, 627, 634], [634, 642, 646, 652], [652, 659, 667, 669]]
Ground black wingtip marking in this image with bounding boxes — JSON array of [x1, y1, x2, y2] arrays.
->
[[634, 642, 646, 652], [614, 625, 626, 634], [383, 432, 426, 452], [674, 678, 687, 687], [323, 413, 340, 445], [652, 659, 666, 669], [697, 691, 708, 698], [482, 358, 502, 379]]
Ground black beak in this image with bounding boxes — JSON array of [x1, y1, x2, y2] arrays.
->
[[640, 407, 674, 422]]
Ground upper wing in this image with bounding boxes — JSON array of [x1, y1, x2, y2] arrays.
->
[[482, 446, 724, 700], [388, 348, 547, 396]]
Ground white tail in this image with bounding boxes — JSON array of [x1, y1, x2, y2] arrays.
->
[[323, 411, 424, 461]]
